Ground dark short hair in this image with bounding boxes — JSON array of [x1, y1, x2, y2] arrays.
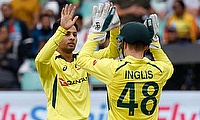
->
[[1, 3, 12, 10], [74, 13, 83, 20], [174, 0, 185, 9], [39, 13, 51, 20], [52, 19, 78, 34]]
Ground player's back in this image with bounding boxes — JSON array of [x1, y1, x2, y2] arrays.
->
[[106, 56, 170, 120]]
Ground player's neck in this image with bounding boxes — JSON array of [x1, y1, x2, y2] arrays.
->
[[126, 50, 144, 59], [63, 53, 73, 62], [58, 50, 73, 62]]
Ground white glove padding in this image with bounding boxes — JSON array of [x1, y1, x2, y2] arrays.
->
[[149, 35, 161, 49], [88, 32, 107, 44], [101, 6, 120, 31], [144, 14, 159, 42], [90, 2, 120, 35]]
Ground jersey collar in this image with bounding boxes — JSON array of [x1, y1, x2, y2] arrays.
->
[[54, 51, 79, 62]]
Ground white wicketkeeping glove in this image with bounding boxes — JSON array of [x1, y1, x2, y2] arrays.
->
[[144, 14, 160, 49], [89, 2, 120, 43]]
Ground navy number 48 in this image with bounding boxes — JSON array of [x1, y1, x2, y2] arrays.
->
[[117, 82, 159, 116]]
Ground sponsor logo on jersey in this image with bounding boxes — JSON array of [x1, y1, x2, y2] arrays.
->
[[58, 77, 88, 86], [59, 78, 68, 86], [66, 77, 88, 85]]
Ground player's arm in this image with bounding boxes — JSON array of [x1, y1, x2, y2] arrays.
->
[[35, 26, 67, 74], [34, 27, 66, 95], [77, 38, 115, 84], [150, 39, 174, 80], [145, 14, 174, 78], [92, 26, 120, 59], [145, 14, 172, 66], [77, 2, 121, 84], [87, 2, 120, 59], [35, 4, 78, 78]]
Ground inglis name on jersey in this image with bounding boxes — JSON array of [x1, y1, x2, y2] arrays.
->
[[125, 70, 153, 79]]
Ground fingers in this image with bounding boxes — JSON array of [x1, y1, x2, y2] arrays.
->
[[92, 5, 97, 20], [92, 5, 97, 24], [61, 6, 65, 18], [67, 4, 72, 15], [73, 16, 79, 23], [102, 2, 110, 17], [61, 4, 77, 17], [150, 14, 158, 25], [70, 5, 76, 17], [96, 3, 104, 18], [110, 2, 113, 7], [149, 14, 159, 30], [60, 4, 78, 29]]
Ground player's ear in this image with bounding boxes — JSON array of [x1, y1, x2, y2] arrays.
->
[[124, 42, 128, 49], [144, 45, 149, 51]]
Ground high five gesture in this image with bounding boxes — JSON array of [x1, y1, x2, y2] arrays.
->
[[60, 4, 79, 30]]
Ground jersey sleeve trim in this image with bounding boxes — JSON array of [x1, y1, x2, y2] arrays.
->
[[52, 75, 58, 109]]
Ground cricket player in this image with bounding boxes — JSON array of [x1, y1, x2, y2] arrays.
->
[[77, 14, 174, 120], [35, 3, 120, 120]]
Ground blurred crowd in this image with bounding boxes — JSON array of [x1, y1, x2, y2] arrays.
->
[[0, 0, 200, 90]]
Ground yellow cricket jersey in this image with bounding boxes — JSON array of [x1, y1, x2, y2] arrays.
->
[[165, 12, 198, 43], [77, 40, 174, 120], [35, 26, 120, 120]]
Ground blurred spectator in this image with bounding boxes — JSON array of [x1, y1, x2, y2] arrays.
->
[[0, 24, 13, 55], [9, 0, 41, 31], [0, 3, 32, 65], [30, 13, 52, 58], [163, 0, 199, 44], [165, 26, 179, 44], [197, 4, 200, 42], [0, 26, 20, 90], [111, 0, 155, 24], [41, 0, 59, 23], [0, 0, 11, 21], [74, 13, 88, 53], [166, 0, 200, 18]]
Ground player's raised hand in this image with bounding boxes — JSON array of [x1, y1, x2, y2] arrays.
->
[[144, 14, 159, 41], [144, 14, 161, 49], [90, 2, 120, 33], [89, 2, 120, 43], [60, 4, 79, 30]]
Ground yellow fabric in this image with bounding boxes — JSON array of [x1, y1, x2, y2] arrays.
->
[[164, 12, 198, 43], [35, 26, 119, 120], [10, 0, 40, 27], [77, 38, 174, 120]]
